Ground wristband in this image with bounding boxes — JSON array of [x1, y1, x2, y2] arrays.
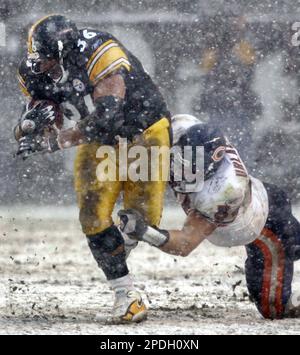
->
[[142, 227, 170, 248]]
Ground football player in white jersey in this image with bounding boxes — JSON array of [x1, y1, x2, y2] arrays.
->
[[119, 114, 300, 319]]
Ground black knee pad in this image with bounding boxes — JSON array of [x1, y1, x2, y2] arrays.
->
[[87, 225, 129, 280]]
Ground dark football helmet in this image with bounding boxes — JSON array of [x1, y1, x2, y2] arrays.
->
[[27, 14, 79, 74], [171, 123, 228, 193]]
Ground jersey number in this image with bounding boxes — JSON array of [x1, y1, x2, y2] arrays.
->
[[78, 30, 97, 52], [83, 30, 97, 39]]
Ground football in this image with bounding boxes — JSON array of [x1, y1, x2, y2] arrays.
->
[[25, 99, 64, 132]]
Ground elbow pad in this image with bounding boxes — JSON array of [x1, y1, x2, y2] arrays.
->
[[77, 96, 125, 144]]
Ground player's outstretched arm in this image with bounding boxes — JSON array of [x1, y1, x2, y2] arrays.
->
[[118, 209, 217, 257], [161, 211, 217, 256]]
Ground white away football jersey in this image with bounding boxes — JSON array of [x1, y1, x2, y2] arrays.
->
[[171, 115, 269, 247], [179, 146, 269, 247]]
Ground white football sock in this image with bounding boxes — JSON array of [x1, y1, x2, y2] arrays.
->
[[108, 274, 135, 292]]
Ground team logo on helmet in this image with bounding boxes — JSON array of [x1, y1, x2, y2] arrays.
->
[[212, 146, 226, 162]]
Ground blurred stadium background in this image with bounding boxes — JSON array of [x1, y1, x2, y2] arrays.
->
[[1, 0, 300, 205]]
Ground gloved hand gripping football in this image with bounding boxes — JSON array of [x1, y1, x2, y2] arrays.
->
[[15, 100, 63, 159]]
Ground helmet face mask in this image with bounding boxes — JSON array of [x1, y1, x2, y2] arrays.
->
[[170, 124, 227, 194], [46, 62, 65, 83], [27, 52, 58, 75], [170, 144, 205, 194]]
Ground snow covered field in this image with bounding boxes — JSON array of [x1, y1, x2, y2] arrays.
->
[[0, 205, 300, 335]]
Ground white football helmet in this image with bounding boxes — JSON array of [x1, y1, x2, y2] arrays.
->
[[171, 114, 202, 145]]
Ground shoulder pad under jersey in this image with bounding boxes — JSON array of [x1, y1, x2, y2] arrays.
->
[[77, 29, 131, 84]]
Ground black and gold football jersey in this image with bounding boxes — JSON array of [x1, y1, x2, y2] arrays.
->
[[18, 29, 170, 133]]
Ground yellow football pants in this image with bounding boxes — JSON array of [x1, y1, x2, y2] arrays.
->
[[74, 118, 170, 236]]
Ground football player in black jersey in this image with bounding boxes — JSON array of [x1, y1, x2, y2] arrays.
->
[[15, 14, 171, 323]]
